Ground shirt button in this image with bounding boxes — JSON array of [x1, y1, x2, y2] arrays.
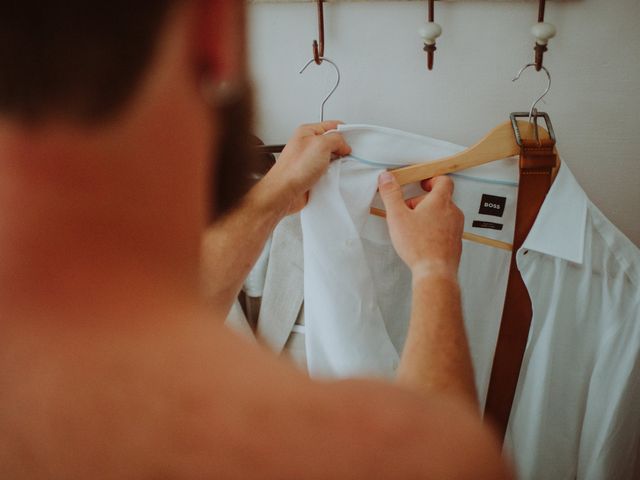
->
[[345, 239, 354, 247]]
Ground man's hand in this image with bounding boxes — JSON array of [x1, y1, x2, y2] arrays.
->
[[381, 173, 477, 406], [201, 121, 350, 315], [378, 172, 464, 282], [263, 121, 351, 216]]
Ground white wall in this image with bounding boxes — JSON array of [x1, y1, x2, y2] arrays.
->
[[248, 0, 640, 245]]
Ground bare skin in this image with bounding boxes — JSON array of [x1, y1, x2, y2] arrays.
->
[[0, 1, 512, 478], [379, 174, 478, 406]]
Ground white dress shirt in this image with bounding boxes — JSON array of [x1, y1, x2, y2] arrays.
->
[[300, 124, 640, 479]]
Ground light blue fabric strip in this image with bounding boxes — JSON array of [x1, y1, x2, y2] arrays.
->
[[449, 172, 518, 188], [347, 154, 403, 170], [347, 154, 518, 188]]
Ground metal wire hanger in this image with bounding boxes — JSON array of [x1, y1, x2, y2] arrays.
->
[[299, 57, 341, 123], [512, 62, 552, 144], [256, 0, 340, 154]]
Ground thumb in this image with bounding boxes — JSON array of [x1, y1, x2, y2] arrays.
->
[[378, 172, 406, 217]]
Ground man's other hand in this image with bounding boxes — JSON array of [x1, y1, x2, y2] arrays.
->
[[378, 173, 464, 282], [264, 121, 351, 216]]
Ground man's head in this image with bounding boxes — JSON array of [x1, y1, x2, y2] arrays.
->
[[0, 1, 179, 123], [0, 0, 252, 217]]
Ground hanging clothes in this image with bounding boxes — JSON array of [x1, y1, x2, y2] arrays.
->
[[256, 214, 307, 370], [298, 124, 640, 480]]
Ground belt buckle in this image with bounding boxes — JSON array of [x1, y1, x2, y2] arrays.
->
[[510, 111, 556, 147]]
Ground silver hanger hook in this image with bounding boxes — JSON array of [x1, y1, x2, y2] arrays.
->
[[512, 63, 551, 122], [299, 57, 341, 122]]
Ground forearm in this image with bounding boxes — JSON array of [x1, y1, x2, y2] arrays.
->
[[396, 268, 478, 407], [200, 121, 350, 316], [201, 173, 291, 315]]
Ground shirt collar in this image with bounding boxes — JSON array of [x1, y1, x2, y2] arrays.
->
[[337, 124, 466, 167], [522, 160, 588, 265]]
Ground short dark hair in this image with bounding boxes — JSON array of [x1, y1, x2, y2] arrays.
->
[[0, 1, 177, 123]]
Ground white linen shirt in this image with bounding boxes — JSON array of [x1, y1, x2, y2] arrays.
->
[[300, 124, 640, 480]]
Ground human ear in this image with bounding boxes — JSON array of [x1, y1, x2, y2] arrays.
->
[[195, 0, 247, 83]]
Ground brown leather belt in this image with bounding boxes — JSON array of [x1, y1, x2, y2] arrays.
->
[[484, 115, 558, 443]]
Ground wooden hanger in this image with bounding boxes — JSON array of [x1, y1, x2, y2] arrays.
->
[[370, 118, 556, 252], [394, 120, 548, 187]]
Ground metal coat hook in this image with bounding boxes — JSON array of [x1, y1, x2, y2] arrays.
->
[[313, 0, 325, 65], [513, 63, 552, 143], [300, 57, 341, 122]]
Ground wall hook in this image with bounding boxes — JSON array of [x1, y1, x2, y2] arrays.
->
[[419, 0, 442, 70], [312, 0, 325, 65], [532, 0, 556, 71]]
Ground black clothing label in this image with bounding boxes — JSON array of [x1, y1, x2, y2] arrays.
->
[[472, 221, 504, 231], [479, 194, 507, 218]]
